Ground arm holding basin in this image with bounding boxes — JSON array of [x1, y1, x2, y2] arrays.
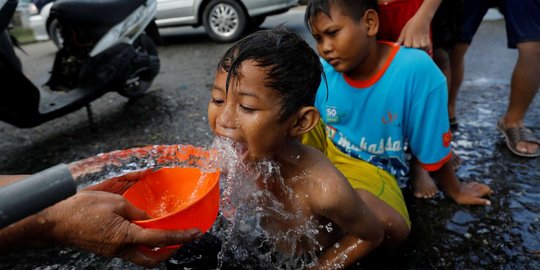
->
[[0, 170, 203, 267]]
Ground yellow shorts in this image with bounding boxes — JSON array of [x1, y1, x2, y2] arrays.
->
[[302, 121, 411, 228]]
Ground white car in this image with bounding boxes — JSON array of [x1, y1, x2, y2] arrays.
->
[[154, 0, 299, 42], [28, 1, 61, 47], [29, 0, 298, 47]]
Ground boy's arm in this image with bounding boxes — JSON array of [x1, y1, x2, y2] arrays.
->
[[397, 0, 442, 52], [429, 161, 492, 205], [315, 234, 380, 270], [309, 171, 383, 269]]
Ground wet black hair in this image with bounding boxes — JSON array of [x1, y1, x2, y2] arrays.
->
[[217, 28, 323, 122], [304, 0, 379, 30]]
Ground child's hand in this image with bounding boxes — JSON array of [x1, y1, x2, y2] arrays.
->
[[450, 181, 492, 206]]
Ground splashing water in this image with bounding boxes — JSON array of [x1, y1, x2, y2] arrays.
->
[[67, 144, 219, 190], [65, 141, 344, 269], [209, 136, 324, 269]]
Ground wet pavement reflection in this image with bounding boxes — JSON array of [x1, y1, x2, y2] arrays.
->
[[0, 10, 539, 270]]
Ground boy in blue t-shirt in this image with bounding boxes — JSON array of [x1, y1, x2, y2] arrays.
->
[[302, 0, 492, 245]]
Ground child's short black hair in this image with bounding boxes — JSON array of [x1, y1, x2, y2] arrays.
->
[[304, 0, 379, 30], [217, 28, 322, 122]]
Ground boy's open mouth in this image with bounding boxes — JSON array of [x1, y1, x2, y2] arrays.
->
[[237, 142, 249, 160], [214, 136, 249, 161]]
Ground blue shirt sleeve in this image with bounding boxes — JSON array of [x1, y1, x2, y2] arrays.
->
[[406, 56, 452, 167]]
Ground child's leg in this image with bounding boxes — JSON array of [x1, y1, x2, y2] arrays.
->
[[410, 157, 438, 199], [411, 153, 462, 199]]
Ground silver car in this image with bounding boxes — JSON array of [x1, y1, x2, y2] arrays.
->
[[29, 0, 298, 47], [155, 0, 298, 42]]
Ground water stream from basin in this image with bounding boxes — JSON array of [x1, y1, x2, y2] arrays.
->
[[208, 136, 324, 269]]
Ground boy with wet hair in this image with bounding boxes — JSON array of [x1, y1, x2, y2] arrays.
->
[[208, 28, 387, 268], [302, 0, 492, 252]]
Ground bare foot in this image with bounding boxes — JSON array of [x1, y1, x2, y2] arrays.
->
[[410, 158, 438, 199]]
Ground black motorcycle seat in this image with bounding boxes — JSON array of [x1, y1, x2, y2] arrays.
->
[[51, 0, 148, 27]]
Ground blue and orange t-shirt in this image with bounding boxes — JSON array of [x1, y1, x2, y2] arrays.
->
[[314, 42, 452, 177]]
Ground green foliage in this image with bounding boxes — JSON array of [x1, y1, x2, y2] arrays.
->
[[8, 27, 36, 44]]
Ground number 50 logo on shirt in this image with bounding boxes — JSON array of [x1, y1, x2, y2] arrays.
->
[[325, 106, 340, 123]]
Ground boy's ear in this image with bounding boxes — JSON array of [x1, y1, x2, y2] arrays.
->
[[364, 9, 379, 37], [289, 106, 320, 137]]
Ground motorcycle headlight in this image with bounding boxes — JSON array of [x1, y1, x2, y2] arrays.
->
[[90, 0, 157, 57]]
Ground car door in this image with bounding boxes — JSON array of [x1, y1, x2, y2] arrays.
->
[[155, 0, 199, 27]]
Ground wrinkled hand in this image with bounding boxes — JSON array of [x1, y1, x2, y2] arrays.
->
[[450, 181, 492, 206], [396, 14, 432, 53], [43, 190, 202, 267]]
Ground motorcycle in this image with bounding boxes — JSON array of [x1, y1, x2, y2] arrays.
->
[[0, 0, 161, 128]]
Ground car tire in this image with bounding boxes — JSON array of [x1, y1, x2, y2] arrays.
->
[[202, 0, 246, 43], [47, 18, 63, 49]]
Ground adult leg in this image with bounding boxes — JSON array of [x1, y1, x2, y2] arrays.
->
[[448, 0, 491, 120], [498, 0, 540, 156], [500, 41, 540, 155], [433, 48, 451, 90], [448, 42, 470, 122]]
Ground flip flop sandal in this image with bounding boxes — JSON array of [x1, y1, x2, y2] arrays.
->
[[496, 119, 540, 158]]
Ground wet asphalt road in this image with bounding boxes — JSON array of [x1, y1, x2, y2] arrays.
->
[[1, 7, 539, 269]]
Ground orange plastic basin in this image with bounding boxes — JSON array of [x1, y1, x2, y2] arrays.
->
[[123, 167, 220, 234]]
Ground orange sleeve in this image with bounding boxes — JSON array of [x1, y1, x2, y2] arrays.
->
[[419, 151, 452, 172]]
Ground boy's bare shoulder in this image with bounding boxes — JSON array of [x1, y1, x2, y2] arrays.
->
[[296, 145, 357, 214], [301, 145, 342, 179]]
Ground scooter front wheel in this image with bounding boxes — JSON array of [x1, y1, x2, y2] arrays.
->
[[117, 34, 160, 98]]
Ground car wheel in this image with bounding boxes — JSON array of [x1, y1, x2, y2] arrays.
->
[[47, 18, 63, 49], [202, 0, 246, 43]]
